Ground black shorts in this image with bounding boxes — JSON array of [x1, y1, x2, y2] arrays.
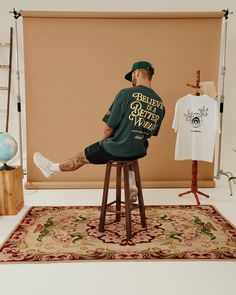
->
[[84, 142, 145, 164]]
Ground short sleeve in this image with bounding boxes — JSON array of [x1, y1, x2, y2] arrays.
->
[[102, 102, 114, 124], [172, 101, 179, 132], [102, 90, 125, 129]]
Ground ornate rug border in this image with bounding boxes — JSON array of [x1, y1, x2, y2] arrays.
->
[[0, 207, 32, 251]]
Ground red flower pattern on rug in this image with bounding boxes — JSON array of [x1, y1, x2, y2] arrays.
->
[[87, 214, 165, 246]]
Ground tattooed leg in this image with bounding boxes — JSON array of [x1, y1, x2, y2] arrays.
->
[[59, 151, 90, 172]]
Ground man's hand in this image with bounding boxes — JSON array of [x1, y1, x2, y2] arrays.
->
[[102, 124, 114, 139]]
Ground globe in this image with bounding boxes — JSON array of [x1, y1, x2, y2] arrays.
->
[[0, 132, 18, 170]]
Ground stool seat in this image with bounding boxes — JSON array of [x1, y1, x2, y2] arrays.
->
[[99, 160, 147, 240]]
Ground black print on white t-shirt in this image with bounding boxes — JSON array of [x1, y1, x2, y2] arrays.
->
[[184, 106, 208, 128]]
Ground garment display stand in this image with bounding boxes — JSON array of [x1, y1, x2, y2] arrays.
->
[[178, 70, 210, 205]]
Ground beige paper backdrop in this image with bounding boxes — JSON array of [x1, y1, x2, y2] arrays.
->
[[22, 11, 223, 189]]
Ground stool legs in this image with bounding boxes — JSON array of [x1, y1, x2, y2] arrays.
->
[[99, 162, 112, 232], [133, 161, 147, 228], [99, 160, 146, 240], [115, 164, 122, 222], [123, 162, 132, 240]]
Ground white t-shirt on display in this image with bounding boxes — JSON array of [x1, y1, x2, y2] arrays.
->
[[172, 94, 220, 162]]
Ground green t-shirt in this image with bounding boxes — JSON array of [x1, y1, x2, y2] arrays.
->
[[101, 85, 165, 157]]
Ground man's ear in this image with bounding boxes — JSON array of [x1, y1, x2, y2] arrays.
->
[[135, 69, 140, 77]]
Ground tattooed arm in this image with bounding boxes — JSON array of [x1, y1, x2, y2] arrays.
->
[[102, 124, 114, 139]]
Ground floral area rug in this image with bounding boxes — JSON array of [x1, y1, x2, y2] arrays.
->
[[0, 205, 236, 263]]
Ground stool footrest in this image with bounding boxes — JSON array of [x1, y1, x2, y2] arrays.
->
[[105, 203, 141, 215], [106, 200, 117, 207]]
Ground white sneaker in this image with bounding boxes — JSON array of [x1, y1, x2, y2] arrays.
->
[[33, 152, 56, 178], [130, 185, 138, 203]]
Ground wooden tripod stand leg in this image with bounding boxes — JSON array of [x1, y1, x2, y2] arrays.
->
[[193, 193, 200, 205], [178, 160, 210, 205], [179, 190, 200, 205], [197, 190, 210, 198], [178, 190, 191, 197]]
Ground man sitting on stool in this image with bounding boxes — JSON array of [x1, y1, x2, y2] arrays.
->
[[34, 61, 165, 202]]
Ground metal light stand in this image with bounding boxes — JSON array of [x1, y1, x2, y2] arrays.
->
[[9, 8, 23, 170], [215, 9, 235, 195]]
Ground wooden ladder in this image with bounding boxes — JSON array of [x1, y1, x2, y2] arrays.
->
[[0, 27, 13, 132]]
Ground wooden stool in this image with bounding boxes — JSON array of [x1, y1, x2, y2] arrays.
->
[[99, 160, 147, 240]]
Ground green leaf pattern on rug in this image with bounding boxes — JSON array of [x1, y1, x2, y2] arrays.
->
[[169, 232, 183, 242], [191, 216, 216, 240], [69, 233, 83, 244], [74, 215, 87, 223], [36, 215, 86, 243], [37, 217, 55, 242], [160, 214, 174, 222]]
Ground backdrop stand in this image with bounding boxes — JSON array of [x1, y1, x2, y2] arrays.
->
[[9, 8, 23, 171], [215, 9, 235, 195], [20, 11, 224, 188]]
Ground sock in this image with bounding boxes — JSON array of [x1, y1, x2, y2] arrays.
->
[[50, 163, 60, 172], [129, 170, 136, 187]]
